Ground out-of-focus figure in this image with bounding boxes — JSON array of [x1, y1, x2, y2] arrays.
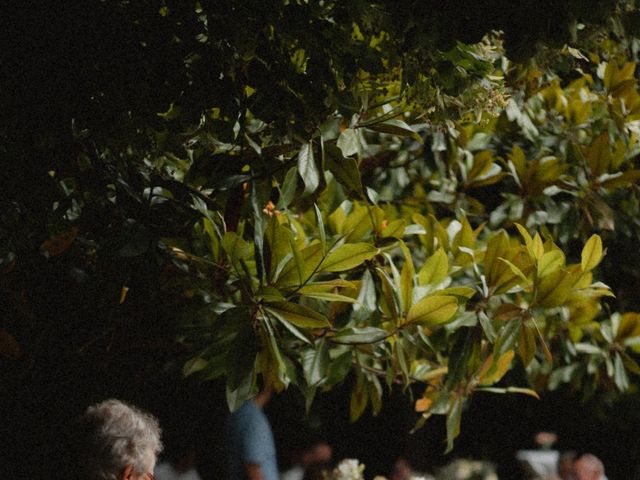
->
[[71, 399, 163, 480], [574, 454, 606, 480]]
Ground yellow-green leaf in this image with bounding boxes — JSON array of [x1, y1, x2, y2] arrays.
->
[[537, 249, 565, 278], [276, 243, 324, 287], [264, 301, 330, 328], [518, 323, 536, 367], [367, 119, 422, 142], [297, 290, 358, 303], [581, 234, 603, 272], [498, 258, 529, 284], [344, 204, 372, 242], [418, 248, 449, 285], [534, 268, 575, 308], [484, 230, 510, 287], [320, 243, 378, 272], [436, 286, 477, 299], [515, 223, 534, 257], [406, 295, 458, 326], [509, 145, 526, 181], [382, 218, 407, 238], [532, 233, 544, 260], [399, 241, 415, 314], [478, 350, 515, 386], [222, 231, 252, 265]]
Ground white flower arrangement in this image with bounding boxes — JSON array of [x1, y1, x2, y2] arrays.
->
[[328, 459, 431, 480], [330, 459, 365, 480], [435, 458, 498, 480]]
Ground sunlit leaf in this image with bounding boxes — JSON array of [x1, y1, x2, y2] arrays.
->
[[406, 295, 459, 326], [298, 142, 320, 194], [418, 248, 449, 285], [581, 234, 603, 272], [320, 243, 378, 272], [337, 128, 360, 157], [264, 301, 330, 328]]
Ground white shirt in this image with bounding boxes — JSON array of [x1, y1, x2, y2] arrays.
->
[[154, 462, 202, 480]]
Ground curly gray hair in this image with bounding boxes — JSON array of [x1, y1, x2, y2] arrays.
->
[[75, 399, 163, 480]]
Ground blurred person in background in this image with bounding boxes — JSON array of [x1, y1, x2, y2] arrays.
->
[[574, 454, 607, 480], [71, 399, 163, 480], [226, 387, 278, 480], [558, 451, 577, 480], [281, 440, 332, 480]]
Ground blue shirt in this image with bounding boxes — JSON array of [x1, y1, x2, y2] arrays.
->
[[226, 400, 278, 480]]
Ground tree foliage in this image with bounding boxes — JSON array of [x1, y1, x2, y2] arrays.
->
[[4, 0, 640, 451]]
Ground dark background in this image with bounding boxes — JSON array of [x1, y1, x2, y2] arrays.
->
[[3, 350, 640, 480]]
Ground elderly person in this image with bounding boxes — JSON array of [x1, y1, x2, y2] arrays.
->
[[573, 454, 606, 480], [72, 399, 163, 480]]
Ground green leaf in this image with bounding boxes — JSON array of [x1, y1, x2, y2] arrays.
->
[[436, 286, 477, 300], [266, 220, 293, 282], [264, 301, 330, 328], [494, 318, 523, 357], [445, 396, 463, 454], [581, 234, 603, 272], [418, 248, 449, 285], [399, 241, 415, 314], [478, 350, 515, 386], [537, 249, 565, 277], [518, 323, 536, 367], [344, 204, 373, 242], [476, 386, 540, 399], [337, 128, 360, 157], [183, 357, 208, 377], [279, 166, 299, 208], [222, 231, 252, 265], [302, 339, 330, 386], [446, 329, 480, 390], [367, 119, 422, 141], [325, 144, 364, 195], [484, 230, 510, 287], [314, 203, 326, 253], [275, 243, 324, 287], [298, 142, 319, 194], [255, 286, 286, 302], [382, 219, 407, 238], [406, 295, 459, 326], [599, 170, 640, 189], [226, 372, 256, 413], [350, 372, 368, 422], [535, 267, 579, 308], [515, 223, 534, 257], [498, 258, 529, 284], [333, 327, 388, 344], [325, 351, 353, 387], [297, 289, 358, 303], [614, 352, 630, 391], [320, 242, 378, 272]]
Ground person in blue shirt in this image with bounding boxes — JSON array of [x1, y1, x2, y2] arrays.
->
[[226, 387, 278, 480]]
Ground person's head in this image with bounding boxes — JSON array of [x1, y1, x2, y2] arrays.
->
[[574, 454, 605, 480], [302, 441, 333, 467], [73, 399, 163, 480], [391, 457, 413, 480]]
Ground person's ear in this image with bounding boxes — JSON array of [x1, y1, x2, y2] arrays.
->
[[121, 464, 135, 480]]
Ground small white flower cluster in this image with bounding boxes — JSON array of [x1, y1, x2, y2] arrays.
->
[[331, 459, 365, 480], [329, 459, 430, 480], [435, 458, 498, 480]]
